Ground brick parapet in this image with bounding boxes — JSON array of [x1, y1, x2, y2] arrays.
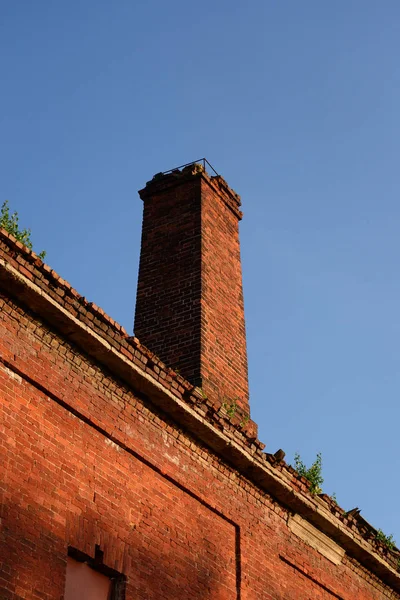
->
[[0, 226, 258, 444], [1, 226, 400, 593]]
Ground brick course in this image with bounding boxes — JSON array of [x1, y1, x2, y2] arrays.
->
[[1, 164, 399, 599]]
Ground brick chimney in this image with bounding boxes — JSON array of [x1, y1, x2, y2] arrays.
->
[[134, 162, 250, 416]]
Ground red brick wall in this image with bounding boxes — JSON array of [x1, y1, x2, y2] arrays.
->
[[200, 176, 249, 413], [1, 294, 397, 600], [135, 167, 249, 415], [135, 175, 202, 385]]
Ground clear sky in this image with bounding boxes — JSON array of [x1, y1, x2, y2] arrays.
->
[[1, 1, 400, 542]]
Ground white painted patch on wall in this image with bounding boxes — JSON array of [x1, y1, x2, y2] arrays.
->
[[0, 364, 22, 384], [104, 438, 121, 451], [164, 453, 180, 466], [288, 514, 345, 565]]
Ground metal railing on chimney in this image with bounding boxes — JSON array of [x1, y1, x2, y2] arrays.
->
[[161, 158, 219, 177]]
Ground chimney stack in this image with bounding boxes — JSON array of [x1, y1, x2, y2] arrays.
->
[[134, 162, 250, 416]]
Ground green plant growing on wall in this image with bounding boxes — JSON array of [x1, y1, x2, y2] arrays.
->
[[293, 452, 324, 495], [376, 529, 396, 551], [222, 398, 238, 419], [198, 387, 208, 400], [0, 200, 46, 260], [239, 415, 249, 428]]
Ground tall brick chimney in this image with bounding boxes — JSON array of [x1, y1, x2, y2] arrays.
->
[[134, 162, 250, 416]]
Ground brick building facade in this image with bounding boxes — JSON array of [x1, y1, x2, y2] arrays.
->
[[0, 162, 399, 599]]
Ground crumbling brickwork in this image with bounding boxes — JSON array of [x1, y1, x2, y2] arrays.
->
[[1, 164, 399, 599]]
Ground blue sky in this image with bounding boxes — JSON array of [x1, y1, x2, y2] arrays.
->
[[1, 1, 400, 541]]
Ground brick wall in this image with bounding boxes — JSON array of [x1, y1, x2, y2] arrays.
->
[[1, 229, 399, 599], [135, 166, 250, 416], [135, 173, 202, 386], [200, 174, 249, 413]]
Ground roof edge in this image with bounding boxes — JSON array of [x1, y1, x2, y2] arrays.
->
[[0, 227, 399, 592]]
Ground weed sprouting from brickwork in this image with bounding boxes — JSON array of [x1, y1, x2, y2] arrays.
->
[[0, 200, 46, 260], [222, 398, 239, 419], [294, 452, 324, 495], [199, 387, 208, 400], [239, 415, 249, 428], [376, 529, 396, 551]]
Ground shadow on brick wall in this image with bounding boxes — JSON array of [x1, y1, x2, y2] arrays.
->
[[0, 499, 238, 600]]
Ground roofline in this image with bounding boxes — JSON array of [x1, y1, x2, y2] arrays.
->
[[0, 227, 399, 592]]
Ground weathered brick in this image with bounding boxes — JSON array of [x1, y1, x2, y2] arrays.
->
[[0, 165, 399, 599], [135, 165, 250, 417]]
